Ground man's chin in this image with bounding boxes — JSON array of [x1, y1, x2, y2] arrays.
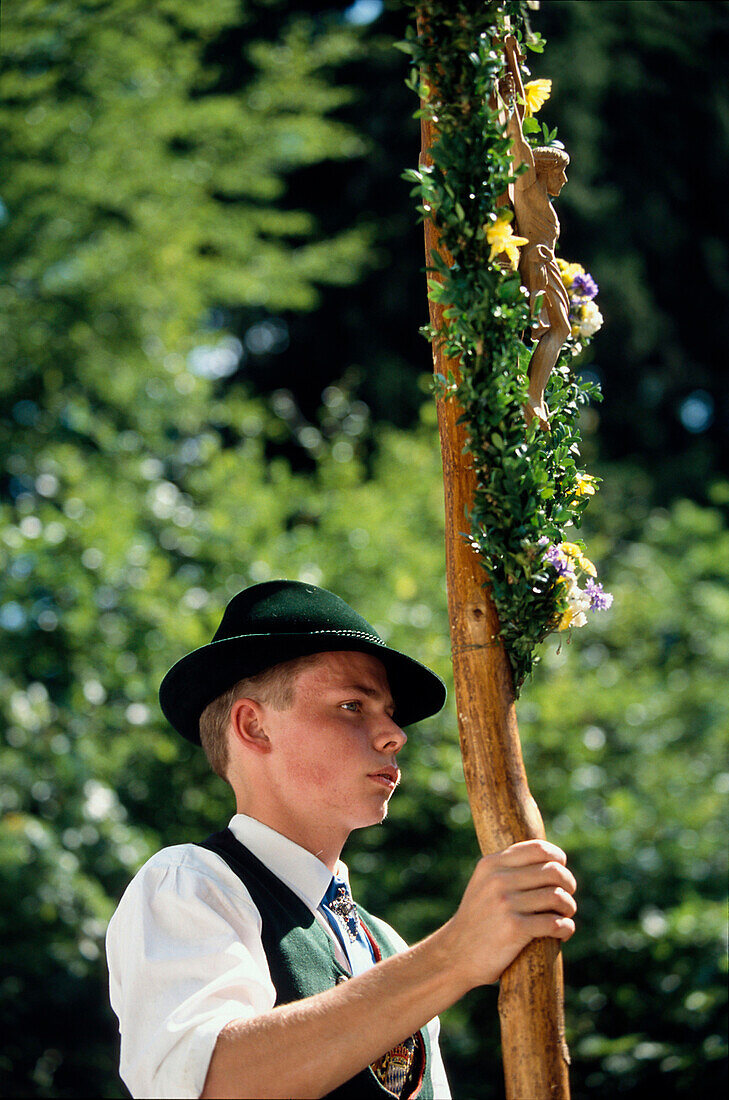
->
[[351, 803, 389, 831]]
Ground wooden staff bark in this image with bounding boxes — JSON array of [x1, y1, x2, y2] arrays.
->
[[419, 71, 572, 1100]]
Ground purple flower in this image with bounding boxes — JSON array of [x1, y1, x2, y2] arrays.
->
[[545, 544, 572, 577], [586, 580, 613, 610], [571, 272, 599, 300]]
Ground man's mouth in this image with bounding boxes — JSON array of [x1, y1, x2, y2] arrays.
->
[[368, 766, 400, 790]]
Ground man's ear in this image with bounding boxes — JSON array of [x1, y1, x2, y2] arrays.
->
[[230, 698, 272, 754]]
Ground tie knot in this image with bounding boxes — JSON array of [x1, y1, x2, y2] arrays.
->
[[324, 876, 360, 941]]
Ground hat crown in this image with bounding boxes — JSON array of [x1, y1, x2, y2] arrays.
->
[[212, 580, 382, 644], [160, 579, 446, 743]]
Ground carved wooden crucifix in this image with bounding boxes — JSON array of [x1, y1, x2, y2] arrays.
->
[[501, 35, 572, 430]]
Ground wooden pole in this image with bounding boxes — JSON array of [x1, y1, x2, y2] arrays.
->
[[420, 98, 572, 1100]]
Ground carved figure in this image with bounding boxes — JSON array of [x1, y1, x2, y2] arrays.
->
[[502, 37, 571, 429]]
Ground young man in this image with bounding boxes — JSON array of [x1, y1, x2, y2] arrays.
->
[[106, 580, 577, 1099]]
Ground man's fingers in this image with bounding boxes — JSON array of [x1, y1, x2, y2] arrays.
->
[[511, 885, 577, 918], [520, 912, 576, 942], [501, 861, 577, 896], [495, 840, 568, 868]]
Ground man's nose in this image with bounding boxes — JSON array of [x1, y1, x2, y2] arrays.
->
[[374, 716, 407, 754]]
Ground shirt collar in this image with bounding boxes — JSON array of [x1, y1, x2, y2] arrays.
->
[[228, 813, 348, 912]]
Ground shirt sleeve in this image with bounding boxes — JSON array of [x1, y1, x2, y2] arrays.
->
[[106, 845, 276, 1100]]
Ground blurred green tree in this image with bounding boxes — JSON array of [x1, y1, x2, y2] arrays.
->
[[0, 0, 372, 467]]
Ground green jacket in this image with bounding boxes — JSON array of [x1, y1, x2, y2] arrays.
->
[[199, 828, 434, 1099]]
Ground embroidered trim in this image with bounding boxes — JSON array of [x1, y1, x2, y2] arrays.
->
[[212, 628, 385, 646], [302, 629, 383, 643], [370, 1035, 419, 1098]]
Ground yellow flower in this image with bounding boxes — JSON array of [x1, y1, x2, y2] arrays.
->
[[556, 259, 585, 288], [579, 554, 597, 578], [574, 473, 597, 497], [559, 541, 597, 577], [486, 217, 529, 269], [558, 605, 587, 630], [571, 473, 598, 506], [524, 78, 552, 116], [558, 606, 577, 630]]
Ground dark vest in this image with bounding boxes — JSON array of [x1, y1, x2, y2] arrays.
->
[[198, 828, 434, 1100]]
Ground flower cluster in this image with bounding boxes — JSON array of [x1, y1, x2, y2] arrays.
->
[[557, 259, 603, 344], [541, 538, 613, 630]]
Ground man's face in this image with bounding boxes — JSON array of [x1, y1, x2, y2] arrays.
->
[[259, 650, 407, 839]]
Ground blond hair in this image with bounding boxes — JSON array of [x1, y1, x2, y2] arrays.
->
[[199, 652, 326, 780]]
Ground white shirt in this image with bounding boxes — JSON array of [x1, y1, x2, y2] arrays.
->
[[106, 814, 451, 1099]]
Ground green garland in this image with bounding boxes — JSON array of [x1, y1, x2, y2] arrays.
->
[[402, 0, 606, 692]]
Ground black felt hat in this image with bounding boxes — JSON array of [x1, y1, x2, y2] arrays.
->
[[159, 580, 447, 744]]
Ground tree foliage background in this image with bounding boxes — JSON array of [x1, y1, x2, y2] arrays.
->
[[0, 1, 726, 1097]]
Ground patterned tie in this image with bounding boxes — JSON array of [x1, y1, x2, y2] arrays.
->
[[321, 875, 421, 1098], [321, 874, 376, 976]]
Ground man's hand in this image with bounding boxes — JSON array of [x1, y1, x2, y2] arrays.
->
[[445, 840, 577, 991]]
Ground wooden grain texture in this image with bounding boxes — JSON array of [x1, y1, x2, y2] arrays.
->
[[420, 103, 571, 1100]]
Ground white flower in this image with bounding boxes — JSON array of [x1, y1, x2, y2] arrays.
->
[[559, 578, 591, 630], [578, 301, 603, 339], [568, 578, 591, 610]]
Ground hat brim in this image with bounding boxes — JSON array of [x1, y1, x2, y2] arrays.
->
[[159, 631, 447, 744]]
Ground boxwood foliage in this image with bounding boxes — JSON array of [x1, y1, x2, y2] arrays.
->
[[402, 0, 601, 690]]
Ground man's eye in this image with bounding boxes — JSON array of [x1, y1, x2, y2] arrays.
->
[[341, 701, 361, 712]]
